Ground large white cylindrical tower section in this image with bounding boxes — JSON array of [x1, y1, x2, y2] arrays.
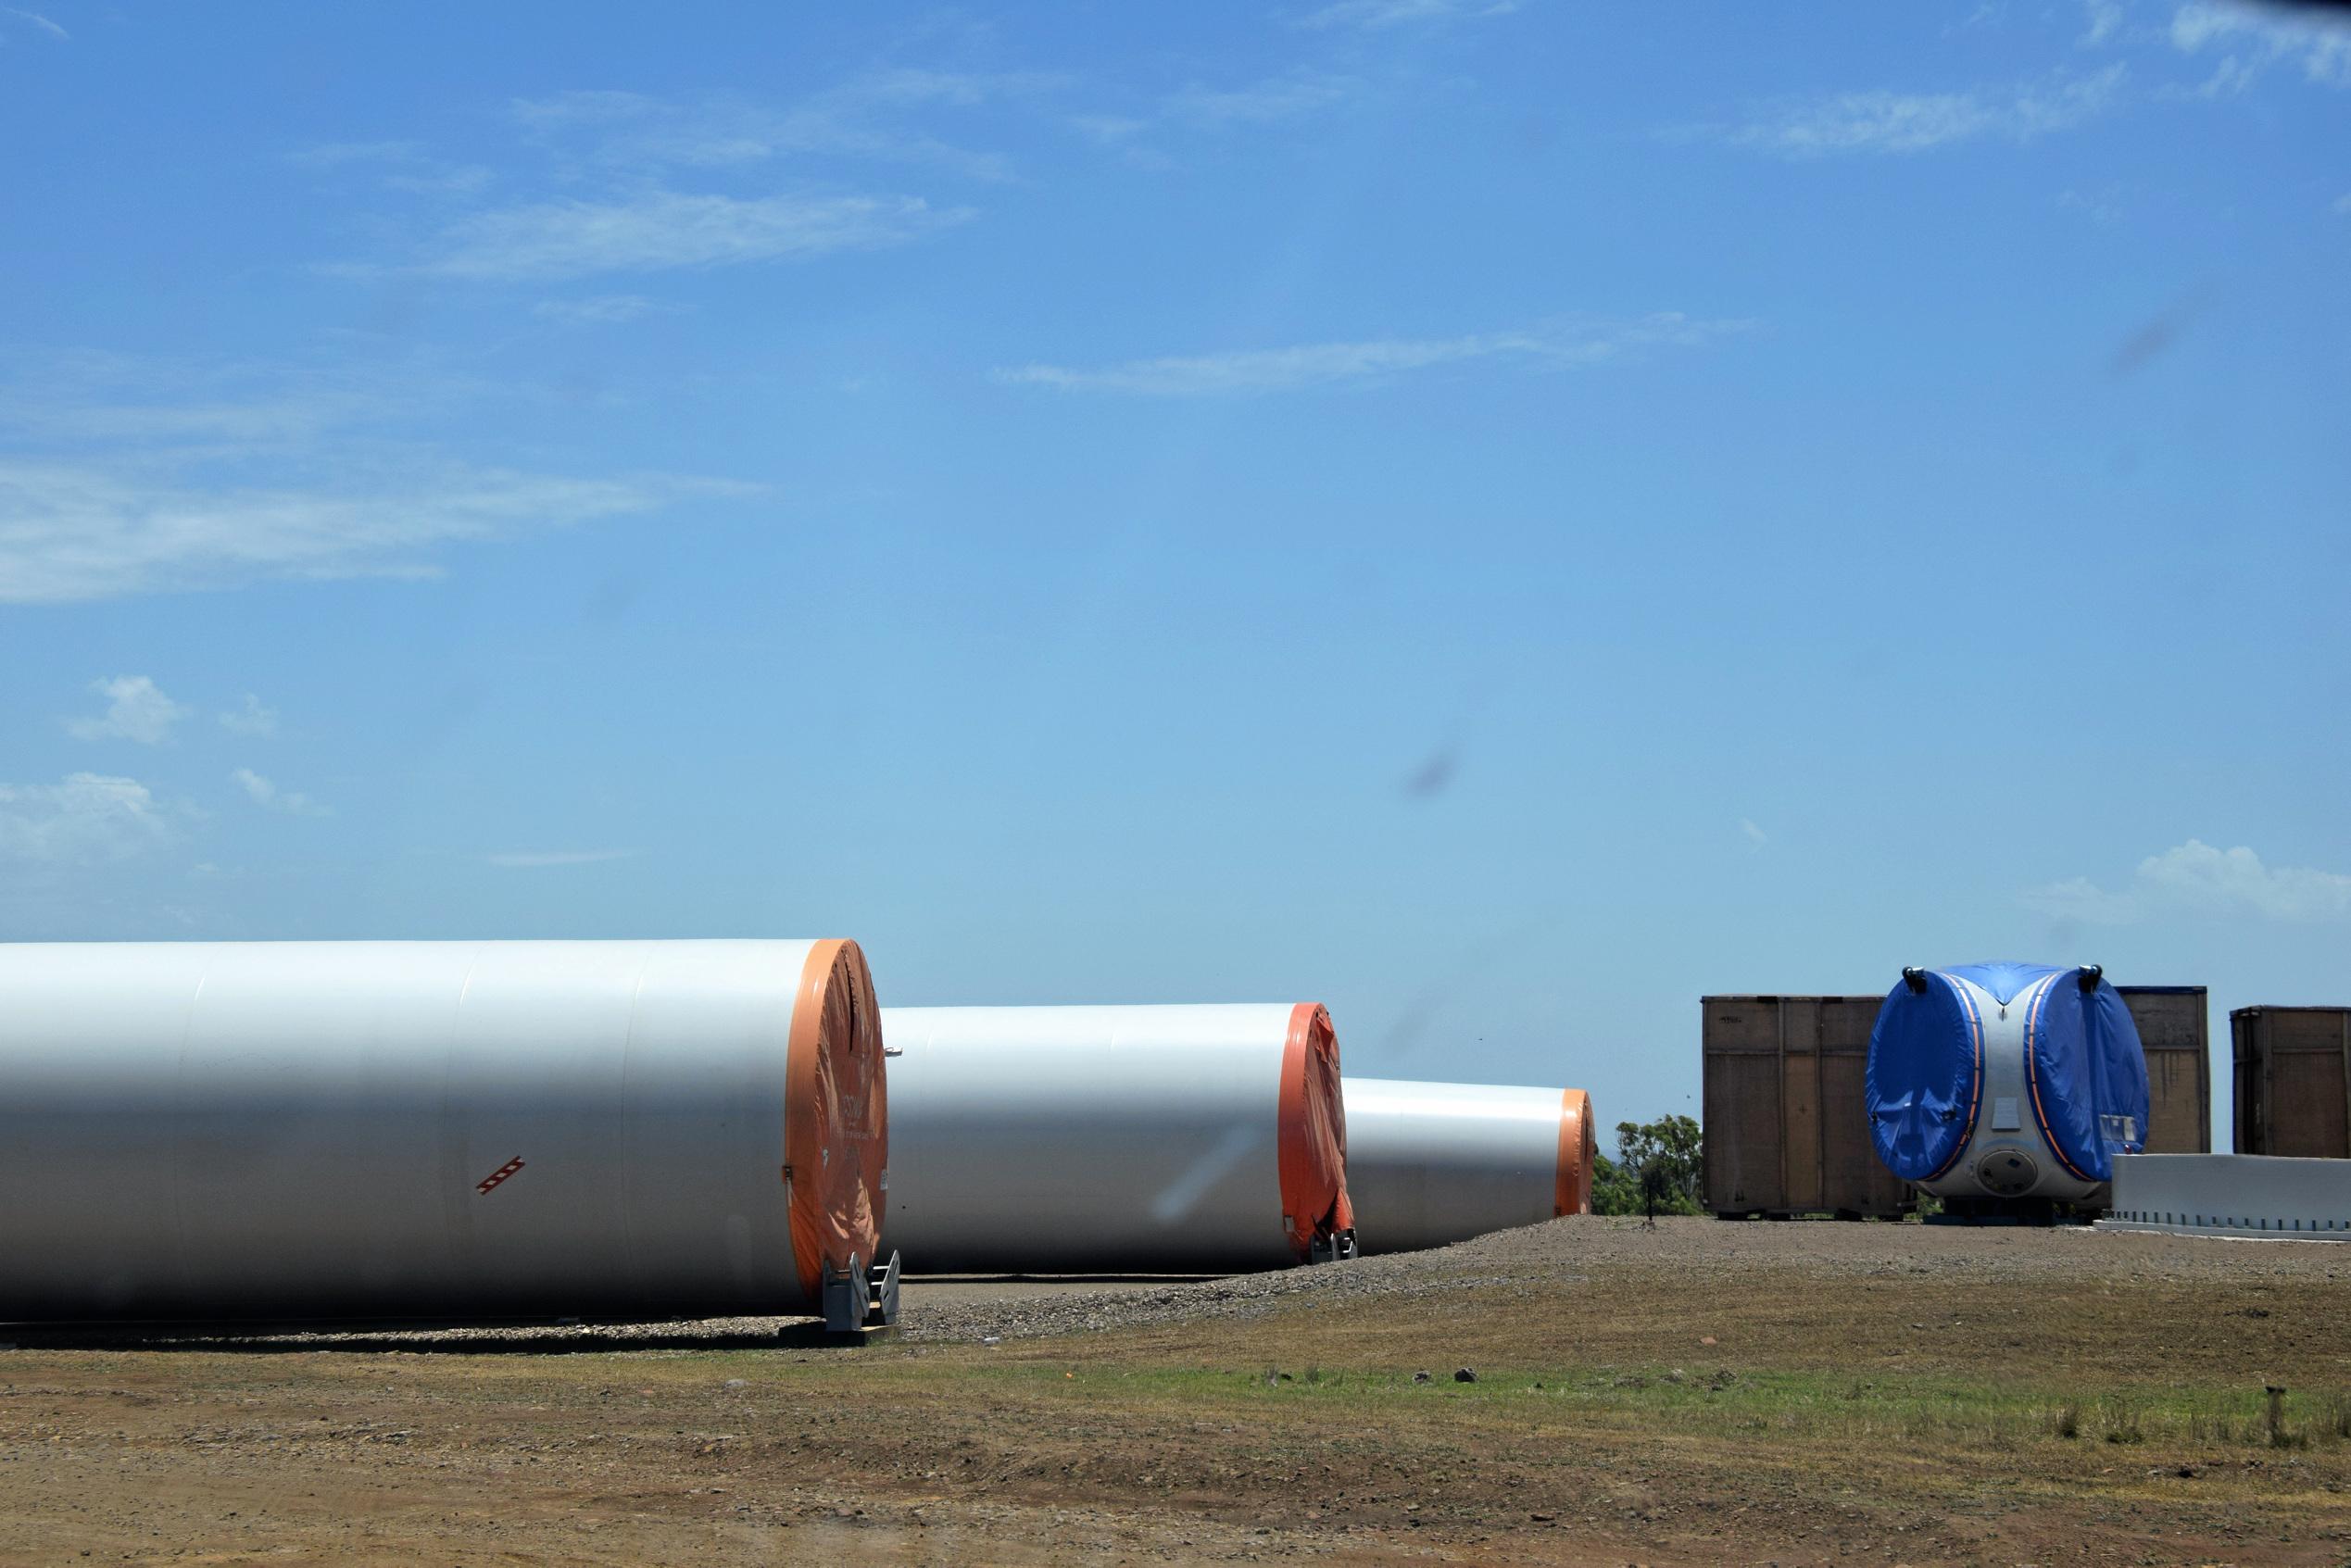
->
[[880, 1003, 1352, 1273], [0, 939, 886, 1324], [1343, 1078, 1594, 1254]]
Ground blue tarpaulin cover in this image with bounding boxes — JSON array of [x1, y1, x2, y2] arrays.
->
[[1866, 972, 1983, 1182], [1867, 963, 2150, 1185]]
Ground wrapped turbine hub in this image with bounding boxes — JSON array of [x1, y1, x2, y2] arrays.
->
[[1867, 961, 2150, 1203]]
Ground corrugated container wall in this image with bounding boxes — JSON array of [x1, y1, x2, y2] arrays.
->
[[1701, 996, 1910, 1219], [2233, 1007, 2351, 1159], [2117, 986, 2211, 1154]]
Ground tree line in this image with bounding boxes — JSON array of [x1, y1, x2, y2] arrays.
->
[[1590, 1113, 1702, 1218]]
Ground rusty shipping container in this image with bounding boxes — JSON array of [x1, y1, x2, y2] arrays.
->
[[1701, 996, 1911, 1219], [2233, 1007, 2351, 1158], [2117, 985, 2212, 1153]]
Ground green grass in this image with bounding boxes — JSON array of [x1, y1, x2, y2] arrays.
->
[[825, 1356, 2351, 1460]]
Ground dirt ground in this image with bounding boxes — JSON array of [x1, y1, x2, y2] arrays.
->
[[5, 1217, 2349, 1566]]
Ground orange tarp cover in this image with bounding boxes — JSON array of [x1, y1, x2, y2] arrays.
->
[[784, 939, 888, 1302], [1553, 1087, 1595, 1216], [1277, 1002, 1353, 1258]]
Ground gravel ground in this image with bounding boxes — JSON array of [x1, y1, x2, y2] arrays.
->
[[897, 1212, 2351, 1341], [10, 1213, 2341, 1354]]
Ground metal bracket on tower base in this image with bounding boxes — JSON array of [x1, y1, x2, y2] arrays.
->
[[1309, 1228, 1358, 1264], [821, 1253, 870, 1334], [820, 1249, 903, 1335]]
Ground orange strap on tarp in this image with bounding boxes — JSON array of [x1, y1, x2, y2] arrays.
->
[[783, 939, 887, 1303], [1276, 1001, 1352, 1258], [1553, 1087, 1594, 1217]]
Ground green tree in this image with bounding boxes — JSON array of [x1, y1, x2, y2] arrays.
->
[[1590, 1114, 1704, 1218]]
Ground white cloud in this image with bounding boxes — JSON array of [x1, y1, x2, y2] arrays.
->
[[2024, 839, 2351, 924], [1166, 71, 1363, 129], [286, 141, 494, 198], [64, 675, 190, 745], [2169, 1, 2351, 89], [0, 352, 733, 603], [232, 768, 329, 818], [2173, 51, 2262, 97], [1711, 65, 2126, 156], [995, 313, 1752, 396], [419, 190, 970, 282], [287, 140, 424, 169], [1295, 0, 1515, 28], [1740, 817, 1769, 847], [1070, 114, 1149, 144], [3, 6, 66, 39], [0, 774, 169, 864], [0, 459, 682, 603], [532, 294, 675, 325], [384, 166, 495, 199], [219, 695, 279, 736], [509, 74, 1050, 182], [2337, 191, 2351, 215], [2081, 0, 2123, 46], [3, 6, 64, 38], [485, 848, 639, 868], [2058, 184, 2126, 223]]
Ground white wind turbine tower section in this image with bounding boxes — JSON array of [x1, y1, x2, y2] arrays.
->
[[0, 939, 889, 1326], [879, 1003, 1355, 1274], [1341, 1078, 1595, 1254]]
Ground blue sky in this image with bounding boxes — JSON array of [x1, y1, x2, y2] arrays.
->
[[4, 1, 2346, 1146]]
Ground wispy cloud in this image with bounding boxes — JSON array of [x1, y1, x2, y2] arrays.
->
[[0, 350, 409, 449], [286, 140, 424, 169], [1703, 65, 2127, 156], [385, 165, 495, 198], [532, 293, 679, 325], [1165, 71, 1363, 129], [2, 6, 67, 40], [304, 76, 1022, 285], [484, 848, 639, 868], [1, 459, 684, 603], [995, 314, 1752, 396], [2025, 839, 2351, 924], [1293, 0, 1516, 29], [0, 774, 170, 864], [1740, 817, 1769, 848], [220, 694, 279, 736], [510, 73, 1054, 181], [65, 676, 190, 745], [418, 190, 970, 282], [2059, 183, 2126, 224], [1062, 69, 1365, 169], [232, 768, 330, 818], [0, 353, 735, 603], [288, 140, 495, 198], [2, 6, 65, 40], [2169, 0, 2351, 91]]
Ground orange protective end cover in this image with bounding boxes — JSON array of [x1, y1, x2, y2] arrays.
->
[[784, 939, 888, 1301], [1554, 1088, 1595, 1216], [1276, 1002, 1352, 1257]]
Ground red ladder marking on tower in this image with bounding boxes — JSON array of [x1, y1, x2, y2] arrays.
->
[[477, 1157, 526, 1195]]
